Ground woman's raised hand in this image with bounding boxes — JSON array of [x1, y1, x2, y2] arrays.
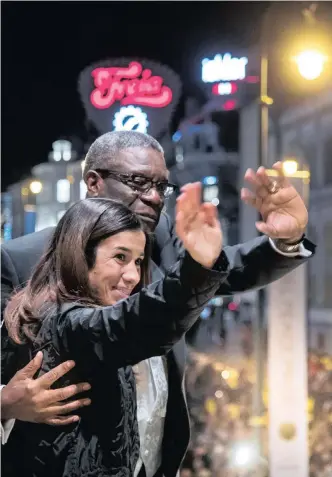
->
[[175, 182, 223, 268]]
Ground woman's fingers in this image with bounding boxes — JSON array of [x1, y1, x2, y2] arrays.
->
[[201, 202, 218, 227]]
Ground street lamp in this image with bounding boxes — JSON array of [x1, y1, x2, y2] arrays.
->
[[282, 159, 299, 176], [29, 180, 43, 195], [254, 2, 327, 461], [295, 49, 327, 80]]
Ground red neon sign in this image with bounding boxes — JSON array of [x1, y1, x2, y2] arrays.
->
[[90, 61, 173, 110]]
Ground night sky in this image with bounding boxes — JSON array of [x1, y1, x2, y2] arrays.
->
[[3, 1, 331, 191]]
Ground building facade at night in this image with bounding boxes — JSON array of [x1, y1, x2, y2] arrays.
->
[[278, 90, 332, 350], [239, 89, 332, 352]]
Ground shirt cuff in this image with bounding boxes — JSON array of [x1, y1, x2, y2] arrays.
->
[[1, 385, 15, 444], [269, 237, 312, 258]]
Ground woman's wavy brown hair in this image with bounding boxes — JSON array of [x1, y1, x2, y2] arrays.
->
[[4, 198, 151, 345]]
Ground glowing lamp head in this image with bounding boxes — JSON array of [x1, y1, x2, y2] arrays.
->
[[282, 159, 298, 176], [295, 50, 326, 80], [29, 180, 43, 194]]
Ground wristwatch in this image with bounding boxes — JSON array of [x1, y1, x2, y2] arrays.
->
[[273, 233, 305, 254]]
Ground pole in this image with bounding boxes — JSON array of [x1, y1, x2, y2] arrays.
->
[[252, 48, 270, 458], [267, 173, 309, 477]]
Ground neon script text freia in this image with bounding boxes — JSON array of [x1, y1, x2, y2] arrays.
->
[[90, 62, 173, 109]]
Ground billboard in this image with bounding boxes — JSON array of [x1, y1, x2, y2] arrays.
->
[[78, 58, 182, 138]]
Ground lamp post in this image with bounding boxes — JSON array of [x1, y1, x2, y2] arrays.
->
[[267, 160, 310, 477], [253, 1, 326, 463]]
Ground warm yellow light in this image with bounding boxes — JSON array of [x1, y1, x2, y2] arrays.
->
[[295, 50, 326, 80], [221, 370, 230, 379], [282, 159, 299, 176], [29, 180, 43, 194]]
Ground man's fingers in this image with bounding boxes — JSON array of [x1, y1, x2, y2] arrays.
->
[[272, 161, 291, 187], [36, 360, 76, 389], [46, 382, 91, 404], [45, 415, 80, 426], [241, 188, 262, 209], [256, 166, 272, 187], [272, 161, 285, 175], [16, 351, 43, 379], [255, 221, 279, 238], [244, 168, 269, 198], [46, 398, 91, 417]]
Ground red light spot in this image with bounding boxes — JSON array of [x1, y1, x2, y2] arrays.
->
[[245, 76, 260, 83], [212, 84, 219, 95], [230, 82, 238, 93], [228, 302, 238, 311], [223, 100, 237, 111]]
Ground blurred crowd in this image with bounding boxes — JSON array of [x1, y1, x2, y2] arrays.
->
[[179, 349, 332, 477], [308, 353, 332, 476]]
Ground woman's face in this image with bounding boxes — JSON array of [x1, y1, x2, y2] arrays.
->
[[88, 229, 146, 305]]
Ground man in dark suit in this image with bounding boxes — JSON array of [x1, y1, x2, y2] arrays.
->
[[1, 131, 314, 475]]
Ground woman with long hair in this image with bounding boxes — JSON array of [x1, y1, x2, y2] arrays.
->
[[2, 183, 227, 477]]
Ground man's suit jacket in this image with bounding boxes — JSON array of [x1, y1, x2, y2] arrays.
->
[[1, 212, 315, 476]]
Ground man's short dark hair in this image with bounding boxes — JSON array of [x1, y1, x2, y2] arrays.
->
[[83, 131, 164, 178]]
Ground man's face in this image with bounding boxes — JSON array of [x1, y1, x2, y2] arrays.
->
[[86, 147, 169, 232]]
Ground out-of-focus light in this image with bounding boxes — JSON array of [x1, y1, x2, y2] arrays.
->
[[53, 151, 62, 161], [215, 390, 223, 399], [201, 307, 212, 320], [211, 296, 223, 306], [29, 181, 43, 194], [223, 99, 237, 111], [203, 176, 218, 186], [233, 446, 253, 466], [212, 82, 238, 96], [172, 131, 182, 142], [80, 180, 88, 200], [221, 370, 230, 379], [228, 301, 238, 312], [63, 150, 71, 161], [282, 159, 298, 176], [81, 160, 86, 174], [245, 75, 260, 83], [211, 197, 220, 206], [175, 145, 184, 164], [203, 185, 219, 202], [21, 187, 29, 196], [295, 50, 326, 80]]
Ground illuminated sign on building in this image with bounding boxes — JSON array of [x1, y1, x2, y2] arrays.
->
[[78, 58, 182, 138], [90, 62, 173, 110], [113, 106, 149, 133], [212, 82, 238, 96], [202, 54, 248, 83]]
